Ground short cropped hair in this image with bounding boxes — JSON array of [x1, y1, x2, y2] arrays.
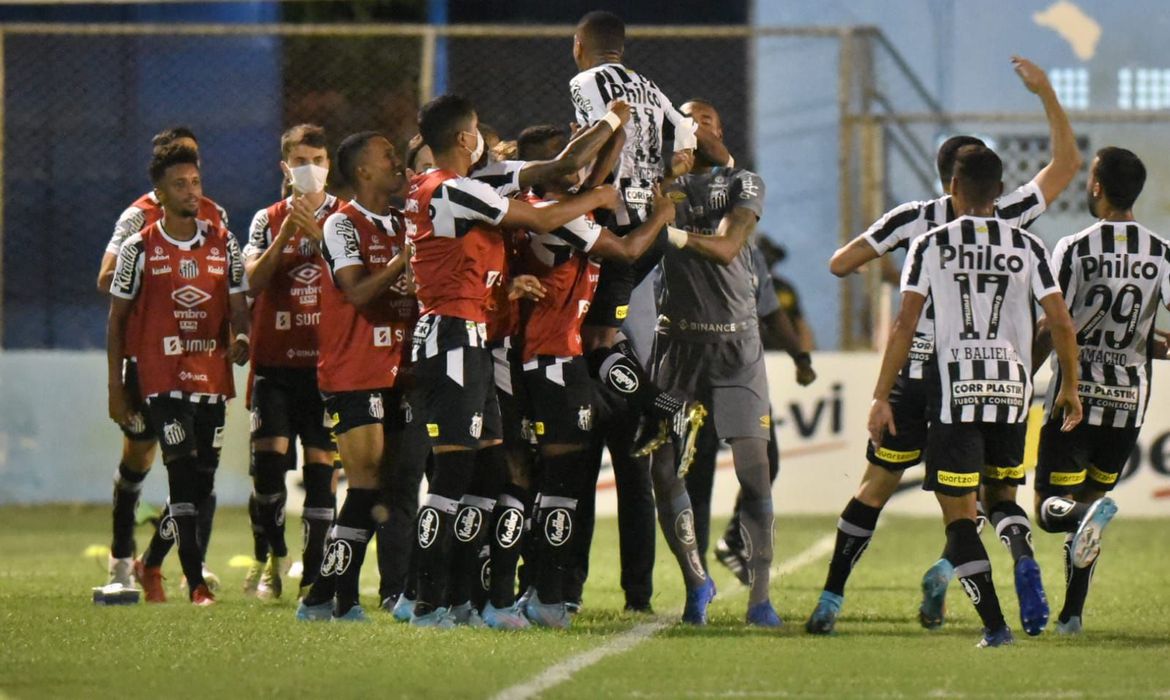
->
[[418, 95, 476, 154], [1094, 146, 1146, 211], [149, 143, 199, 185], [281, 123, 327, 160]]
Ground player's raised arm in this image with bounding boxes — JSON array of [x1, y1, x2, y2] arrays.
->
[[1013, 56, 1082, 207], [588, 185, 676, 263], [682, 171, 765, 265], [500, 184, 621, 234], [516, 101, 630, 189]]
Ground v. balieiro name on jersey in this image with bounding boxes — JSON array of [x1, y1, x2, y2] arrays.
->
[[1046, 221, 1170, 428], [903, 216, 1059, 424]]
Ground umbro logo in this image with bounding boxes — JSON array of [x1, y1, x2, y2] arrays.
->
[[288, 262, 321, 286], [171, 285, 212, 308]]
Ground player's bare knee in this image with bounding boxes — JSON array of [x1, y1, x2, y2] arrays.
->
[[252, 436, 289, 455]]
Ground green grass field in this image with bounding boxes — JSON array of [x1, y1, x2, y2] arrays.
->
[[1, 505, 1168, 699]]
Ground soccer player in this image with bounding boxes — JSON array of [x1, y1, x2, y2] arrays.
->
[[242, 124, 343, 599], [106, 144, 250, 605], [1033, 147, 1170, 633], [96, 126, 229, 593], [808, 57, 1081, 635], [294, 132, 412, 622], [869, 144, 1082, 647], [649, 99, 798, 626], [403, 94, 620, 627], [570, 10, 721, 474], [480, 124, 677, 628]]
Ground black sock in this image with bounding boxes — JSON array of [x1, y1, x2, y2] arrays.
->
[[489, 483, 529, 608], [248, 493, 270, 562], [1038, 496, 1091, 534], [327, 487, 377, 616], [143, 501, 173, 568], [534, 450, 590, 605], [589, 341, 683, 420], [111, 462, 148, 559], [415, 449, 477, 614], [163, 455, 205, 592], [252, 451, 289, 558], [823, 498, 882, 597], [198, 489, 217, 560], [300, 463, 336, 591], [945, 518, 1005, 632], [989, 500, 1035, 562], [1060, 533, 1098, 622]]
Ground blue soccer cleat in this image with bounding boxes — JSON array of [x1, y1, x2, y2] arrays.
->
[[1071, 497, 1118, 568], [1055, 616, 1083, 635], [483, 602, 531, 630], [524, 591, 571, 629], [919, 558, 953, 629], [805, 591, 843, 635], [333, 605, 370, 623], [449, 602, 486, 628], [976, 625, 1015, 648], [1014, 556, 1049, 636], [746, 600, 783, 628], [410, 606, 456, 629], [682, 577, 716, 625], [391, 595, 416, 623], [295, 599, 333, 622]]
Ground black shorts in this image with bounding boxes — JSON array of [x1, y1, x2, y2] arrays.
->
[[492, 345, 535, 449], [923, 421, 1026, 496], [866, 372, 936, 470], [1035, 420, 1139, 494], [522, 356, 595, 446], [144, 395, 226, 465], [120, 359, 156, 442], [583, 259, 636, 328], [251, 366, 334, 452], [322, 387, 407, 437], [413, 346, 502, 448]]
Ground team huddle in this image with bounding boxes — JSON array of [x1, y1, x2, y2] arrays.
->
[[95, 10, 1163, 644]]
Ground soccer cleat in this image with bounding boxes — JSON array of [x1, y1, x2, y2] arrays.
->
[[483, 602, 531, 630], [296, 599, 333, 622], [190, 584, 216, 607], [92, 582, 141, 605], [565, 600, 582, 616], [1014, 556, 1049, 636], [392, 595, 416, 622], [1055, 616, 1083, 635], [524, 591, 571, 629], [624, 603, 654, 615], [671, 402, 708, 478], [746, 600, 783, 628], [333, 605, 370, 623], [449, 602, 486, 628], [108, 556, 135, 588], [1071, 497, 1118, 568], [179, 564, 220, 596], [976, 625, 1015, 648], [918, 558, 953, 629], [631, 419, 669, 459], [714, 538, 750, 586], [805, 591, 844, 635], [410, 607, 457, 629], [682, 577, 717, 625], [242, 560, 264, 597], [380, 594, 400, 613], [134, 559, 167, 603], [257, 555, 290, 600]]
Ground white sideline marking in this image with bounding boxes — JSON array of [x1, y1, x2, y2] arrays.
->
[[492, 533, 836, 700]]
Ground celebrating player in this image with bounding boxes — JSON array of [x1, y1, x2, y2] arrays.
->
[[242, 124, 343, 599], [868, 144, 1082, 647], [808, 56, 1081, 635], [1033, 147, 1170, 633], [106, 144, 250, 605]]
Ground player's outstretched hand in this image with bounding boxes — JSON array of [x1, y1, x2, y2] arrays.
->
[[867, 398, 895, 448], [670, 150, 695, 178], [795, 362, 817, 387], [1055, 385, 1083, 432], [508, 274, 546, 302], [650, 185, 677, 224], [591, 184, 623, 212], [108, 386, 134, 426], [1012, 56, 1051, 95], [607, 99, 631, 125]]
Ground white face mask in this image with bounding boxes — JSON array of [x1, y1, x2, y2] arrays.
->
[[288, 163, 329, 194], [466, 130, 485, 164]]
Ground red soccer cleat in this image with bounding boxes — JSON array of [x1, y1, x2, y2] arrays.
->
[[134, 559, 167, 603], [190, 584, 216, 607]]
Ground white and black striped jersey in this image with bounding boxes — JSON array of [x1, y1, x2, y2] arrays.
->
[[470, 160, 526, 197], [105, 192, 230, 255], [570, 62, 686, 190], [903, 216, 1059, 424], [1044, 221, 1170, 428], [862, 181, 1046, 378]]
